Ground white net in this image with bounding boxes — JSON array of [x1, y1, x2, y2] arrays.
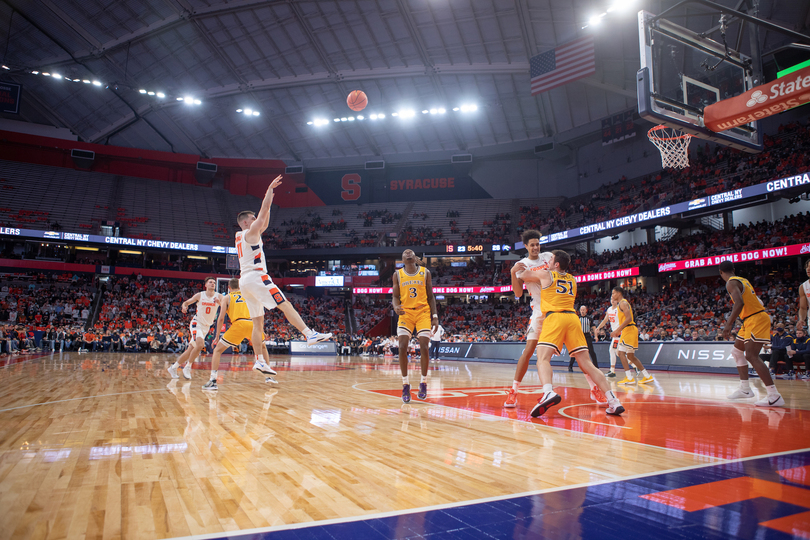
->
[[648, 125, 692, 169]]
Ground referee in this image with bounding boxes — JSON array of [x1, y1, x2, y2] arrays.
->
[[569, 306, 599, 371]]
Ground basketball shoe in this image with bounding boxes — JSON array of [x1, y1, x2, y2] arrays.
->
[[617, 377, 636, 385], [590, 386, 608, 406], [253, 360, 277, 376], [727, 388, 754, 399], [167, 364, 179, 379], [265, 377, 278, 384], [306, 331, 333, 345], [182, 364, 192, 380], [530, 391, 561, 418], [202, 379, 218, 391], [607, 371, 616, 378], [503, 388, 518, 408], [755, 394, 784, 407], [417, 382, 427, 400], [606, 401, 625, 415], [402, 384, 411, 403], [638, 375, 654, 384]]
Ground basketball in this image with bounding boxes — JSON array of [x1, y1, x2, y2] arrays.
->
[[347, 90, 367, 111]]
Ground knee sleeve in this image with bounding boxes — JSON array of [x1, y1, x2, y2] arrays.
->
[[732, 347, 747, 367]]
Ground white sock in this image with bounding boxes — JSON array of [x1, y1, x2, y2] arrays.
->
[[766, 384, 779, 396], [172, 361, 179, 368], [512, 380, 520, 391], [420, 375, 427, 384], [625, 370, 634, 380], [584, 374, 596, 390], [740, 379, 750, 390], [606, 390, 617, 401], [641, 369, 650, 378], [183, 362, 190, 368], [610, 358, 616, 371], [210, 370, 217, 380], [403, 376, 409, 385], [542, 383, 554, 394], [303, 327, 313, 337]]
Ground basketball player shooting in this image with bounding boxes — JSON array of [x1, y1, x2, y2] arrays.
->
[[235, 176, 332, 377]]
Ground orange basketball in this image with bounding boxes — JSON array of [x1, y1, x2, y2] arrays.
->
[[347, 90, 368, 112]]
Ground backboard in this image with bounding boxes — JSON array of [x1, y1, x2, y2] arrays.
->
[[637, 9, 763, 153]]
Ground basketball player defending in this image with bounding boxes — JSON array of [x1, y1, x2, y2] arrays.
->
[[610, 287, 653, 385], [504, 229, 553, 407], [168, 277, 222, 380], [203, 279, 277, 391], [594, 297, 620, 377], [798, 259, 809, 331], [517, 250, 624, 417], [392, 249, 438, 403], [236, 176, 332, 377], [720, 261, 784, 406]]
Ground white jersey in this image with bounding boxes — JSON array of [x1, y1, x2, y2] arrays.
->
[[803, 279, 810, 304], [195, 291, 222, 326], [606, 306, 620, 332], [516, 252, 554, 312], [236, 230, 268, 274]]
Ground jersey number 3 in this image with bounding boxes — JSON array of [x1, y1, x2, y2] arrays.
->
[[555, 280, 574, 296], [408, 287, 417, 298]]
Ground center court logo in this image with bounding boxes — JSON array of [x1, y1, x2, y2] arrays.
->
[[746, 90, 768, 107]]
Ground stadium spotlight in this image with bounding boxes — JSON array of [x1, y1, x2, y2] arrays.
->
[[92, 80, 102, 86], [244, 109, 253, 115], [252, 111, 259, 116], [378, 113, 385, 119], [51, 73, 61, 79], [42, 72, 50, 76], [398, 109, 415, 118], [183, 96, 193, 103], [307, 121, 313, 125], [147, 91, 155, 96], [357, 115, 364, 120], [348, 116, 355, 121], [32, 71, 39, 74], [334, 118, 340, 122], [156, 92, 165, 98], [341, 117, 348, 121], [453, 107, 460, 111], [193, 99, 201, 105], [438, 107, 446, 114], [370, 114, 378, 120], [82, 79, 90, 84], [236, 109, 243, 113], [0, 65, 7, 70], [429, 108, 437, 114], [391, 112, 399, 117], [422, 110, 429, 114], [139, 89, 147, 94]]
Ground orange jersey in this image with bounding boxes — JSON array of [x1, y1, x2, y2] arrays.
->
[[397, 267, 428, 310], [729, 276, 765, 318], [540, 270, 577, 313]]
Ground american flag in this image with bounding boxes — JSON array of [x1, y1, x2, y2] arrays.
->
[[530, 36, 595, 95]]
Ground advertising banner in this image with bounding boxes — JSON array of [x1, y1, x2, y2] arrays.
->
[[658, 242, 810, 273], [289, 340, 337, 355], [304, 164, 491, 206], [436, 341, 738, 372], [0, 81, 21, 114]]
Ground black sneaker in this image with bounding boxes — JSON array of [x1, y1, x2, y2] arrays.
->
[[202, 379, 218, 391], [607, 371, 616, 378], [530, 392, 561, 418], [417, 382, 427, 400], [402, 384, 411, 403]]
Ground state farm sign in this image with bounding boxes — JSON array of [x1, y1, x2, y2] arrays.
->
[[705, 64, 810, 132]]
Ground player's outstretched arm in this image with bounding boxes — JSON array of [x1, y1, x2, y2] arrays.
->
[[246, 175, 282, 241], [181, 292, 202, 314]]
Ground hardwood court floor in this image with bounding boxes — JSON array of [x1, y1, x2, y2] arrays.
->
[[0, 351, 808, 540]]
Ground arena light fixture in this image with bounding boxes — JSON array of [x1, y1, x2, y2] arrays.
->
[[31, 70, 39, 74], [92, 80, 101, 86], [453, 107, 460, 111], [193, 99, 201, 105], [51, 73, 61, 79], [334, 118, 340, 122], [422, 110, 429, 114], [244, 108, 253, 115], [378, 113, 385, 119], [1, 65, 8, 70], [307, 121, 313, 125], [147, 91, 155, 96], [156, 92, 165, 98], [252, 111, 259, 116], [341, 117, 348, 121], [438, 108, 446, 114], [119, 250, 142, 255], [357, 115, 364, 120], [370, 114, 378, 120], [82, 79, 90, 84], [348, 116, 355, 121], [139, 89, 147, 94]]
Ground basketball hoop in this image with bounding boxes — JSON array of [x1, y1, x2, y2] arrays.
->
[[647, 125, 692, 169]]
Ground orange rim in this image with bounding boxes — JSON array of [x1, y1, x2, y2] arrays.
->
[[648, 125, 691, 141]]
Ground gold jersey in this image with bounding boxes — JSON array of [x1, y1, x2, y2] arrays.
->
[[618, 299, 635, 327], [398, 267, 428, 310], [540, 270, 577, 313], [226, 291, 251, 322], [729, 276, 765, 318]]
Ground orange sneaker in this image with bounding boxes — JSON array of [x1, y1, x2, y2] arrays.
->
[[590, 386, 608, 406], [504, 388, 518, 408]]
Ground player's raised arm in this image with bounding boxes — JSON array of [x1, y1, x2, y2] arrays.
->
[[425, 269, 438, 333], [392, 271, 404, 315], [510, 262, 524, 297], [181, 292, 202, 314], [246, 175, 282, 242]]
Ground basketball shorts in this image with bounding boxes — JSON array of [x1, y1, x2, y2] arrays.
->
[[398, 307, 432, 338], [526, 310, 545, 341], [537, 312, 587, 355], [239, 271, 287, 318], [737, 311, 771, 344], [189, 316, 212, 343], [221, 319, 264, 348], [618, 325, 638, 352]]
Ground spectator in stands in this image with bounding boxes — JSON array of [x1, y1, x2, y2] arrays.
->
[[769, 323, 793, 376]]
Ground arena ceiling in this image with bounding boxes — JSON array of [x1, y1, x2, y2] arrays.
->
[[0, 0, 808, 166]]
